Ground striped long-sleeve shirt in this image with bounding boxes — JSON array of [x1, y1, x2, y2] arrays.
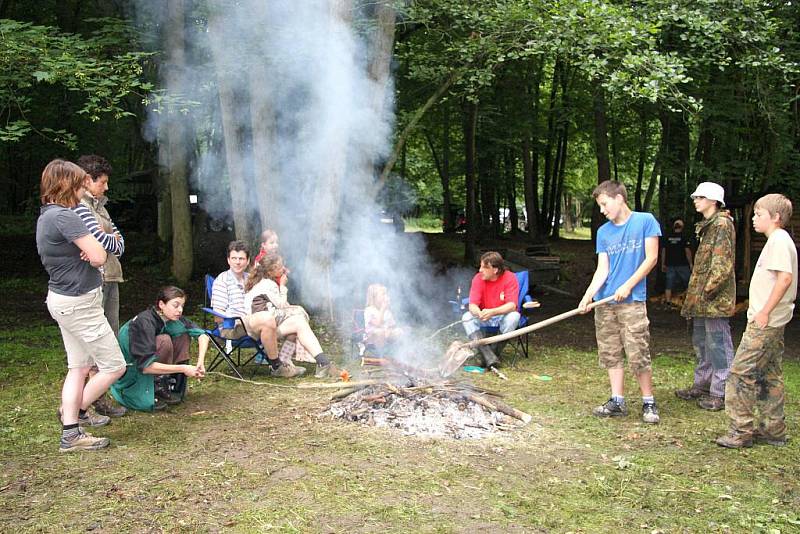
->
[[72, 204, 124, 257]]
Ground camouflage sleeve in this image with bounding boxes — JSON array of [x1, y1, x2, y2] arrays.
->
[[704, 220, 735, 297]]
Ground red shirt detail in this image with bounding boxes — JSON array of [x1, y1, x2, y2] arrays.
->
[[469, 270, 519, 310]]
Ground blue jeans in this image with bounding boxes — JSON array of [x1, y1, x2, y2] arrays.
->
[[462, 310, 520, 338]]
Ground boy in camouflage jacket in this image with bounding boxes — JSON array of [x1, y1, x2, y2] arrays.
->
[[716, 194, 797, 448], [678, 182, 736, 411]]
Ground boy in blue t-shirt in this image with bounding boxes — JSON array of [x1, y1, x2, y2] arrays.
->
[[578, 181, 662, 423]]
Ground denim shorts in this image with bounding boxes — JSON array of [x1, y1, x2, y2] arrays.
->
[[665, 265, 691, 291]]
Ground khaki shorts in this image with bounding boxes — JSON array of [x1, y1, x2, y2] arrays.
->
[[46, 288, 126, 373], [594, 301, 652, 374]]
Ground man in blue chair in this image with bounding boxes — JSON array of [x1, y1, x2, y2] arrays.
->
[[462, 251, 520, 369], [211, 241, 303, 378]]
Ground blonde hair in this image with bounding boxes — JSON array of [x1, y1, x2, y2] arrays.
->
[[245, 252, 283, 292], [366, 284, 387, 308], [260, 229, 277, 244], [755, 194, 793, 228]]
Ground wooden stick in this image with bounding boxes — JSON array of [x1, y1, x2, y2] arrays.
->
[[331, 387, 360, 399], [297, 379, 384, 389], [463, 392, 532, 424]]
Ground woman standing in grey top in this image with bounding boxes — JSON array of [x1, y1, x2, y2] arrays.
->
[[36, 159, 127, 452]]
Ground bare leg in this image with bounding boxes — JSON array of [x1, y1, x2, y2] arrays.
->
[[62, 367, 91, 425], [608, 368, 625, 397], [81, 368, 125, 410], [249, 313, 279, 360], [635, 369, 654, 397], [277, 316, 323, 356]]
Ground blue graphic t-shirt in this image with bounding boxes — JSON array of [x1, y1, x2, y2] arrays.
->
[[596, 211, 661, 303]]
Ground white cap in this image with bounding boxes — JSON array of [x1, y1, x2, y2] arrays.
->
[[690, 182, 725, 207]]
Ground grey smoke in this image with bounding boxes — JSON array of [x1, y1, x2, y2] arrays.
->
[[135, 1, 465, 358]]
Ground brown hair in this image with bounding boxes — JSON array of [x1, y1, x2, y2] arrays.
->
[[245, 252, 284, 292], [755, 194, 793, 228], [40, 159, 87, 207], [227, 240, 250, 258], [156, 286, 186, 306], [480, 251, 506, 274], [592, 180, 628, 202], [76, 154, 112, 181]]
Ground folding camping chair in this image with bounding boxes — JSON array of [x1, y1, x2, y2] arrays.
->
[[202, 274, 268, 379], [349, 308, 368, 361], [449, 270, 536, 365]]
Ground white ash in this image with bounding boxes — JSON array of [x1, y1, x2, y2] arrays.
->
[[323, 385, 522, 440]]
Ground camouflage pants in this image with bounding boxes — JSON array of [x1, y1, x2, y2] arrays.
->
[[725, 322, 785, 438], [594, 302, 652, 375]]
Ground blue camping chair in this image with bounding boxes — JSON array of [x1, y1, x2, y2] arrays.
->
[[450, 270, 535, 364], [202, 274, 268, 379]]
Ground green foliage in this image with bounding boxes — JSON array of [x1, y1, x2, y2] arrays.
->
[[0, 18, 152, 149]]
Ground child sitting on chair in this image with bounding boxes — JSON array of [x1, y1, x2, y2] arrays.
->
[[364, 284, 404, 354]]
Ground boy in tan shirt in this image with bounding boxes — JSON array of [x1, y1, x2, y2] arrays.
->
[[716, 194, 797, 448]]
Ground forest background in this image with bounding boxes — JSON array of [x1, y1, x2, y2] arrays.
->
[[1, 0, 798, 285]]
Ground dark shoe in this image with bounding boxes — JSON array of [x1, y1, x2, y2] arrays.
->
[[477, 345, 499, 369], [715, 432, 753, 449], [93, 395, 127, 417], [155, 387, 182, 406], [642, 402, 660, 424], [57, 407, 111, 427], [674, 385, 709, 401], [753, 429, 788, 447], [153, 397, 169, 411], [592, 398, 628, 418], [697, 396, 724, 411], [59, 429, 110, 453]]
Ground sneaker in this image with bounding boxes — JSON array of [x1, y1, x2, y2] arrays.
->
[[642, 402, 660, 424], [59, 429, 110, 453], [592, 398, 628, 418], [715, 431, 753, 449], [674, 385, 709, 401], [271, 363, 306, 378], [753, 429, 788, 447], [697, 396, 724, 411], [57, 407, 111, 428], [315, 362, 340, 379], [93, 395, 127, 417]]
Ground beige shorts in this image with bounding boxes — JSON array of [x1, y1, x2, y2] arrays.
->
[[594, 301, 652, 374], [46, 288, 126, 373]]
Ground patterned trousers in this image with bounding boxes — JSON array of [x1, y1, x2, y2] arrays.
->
[[690, 317, 734, 398], [725, 322, 786, 438]]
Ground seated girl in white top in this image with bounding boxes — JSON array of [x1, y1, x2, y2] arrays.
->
[[244, 253, 338, 378], [364, 284, 404, 350]]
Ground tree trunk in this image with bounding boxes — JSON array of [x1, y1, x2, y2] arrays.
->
[[463, 100, 478, 262], [163, 0, 192, 285], [540, 59, 560, 233], [658, 109, 691, 226], [505, 149, 518, 235], [208, 10, 255, 245], [248, 60, 278, 234], [634, 112, 648, 211], [592, 85, 611, 243], [441, 105, 453, 232]]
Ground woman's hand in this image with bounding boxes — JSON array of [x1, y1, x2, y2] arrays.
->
[[182, 364, 203, 378]]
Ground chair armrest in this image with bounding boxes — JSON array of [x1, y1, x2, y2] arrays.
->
[[201, 307, 239, 329]]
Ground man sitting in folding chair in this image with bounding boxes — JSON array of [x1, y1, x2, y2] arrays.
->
[[461, 251, 520, 370], [210, 240, 301, 377]]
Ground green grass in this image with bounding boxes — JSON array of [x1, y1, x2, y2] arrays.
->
[[560, 226, 591, 240], [404, 215, 443, 233], [2, 320, 799, 532]]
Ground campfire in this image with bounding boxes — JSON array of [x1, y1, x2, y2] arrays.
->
[[316, 357, 532, 440]]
